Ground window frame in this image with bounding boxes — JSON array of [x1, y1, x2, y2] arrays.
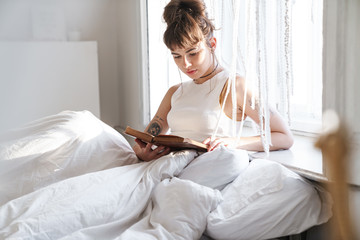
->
[[139, 0, 150, 128]]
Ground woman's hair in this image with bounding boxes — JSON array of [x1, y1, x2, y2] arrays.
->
[[163, 0, 215, 50]]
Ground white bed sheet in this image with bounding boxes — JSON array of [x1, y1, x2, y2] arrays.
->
[[0, 111, 332, 240]]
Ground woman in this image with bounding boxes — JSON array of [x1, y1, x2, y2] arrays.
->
[[134, 0, 293, 161]]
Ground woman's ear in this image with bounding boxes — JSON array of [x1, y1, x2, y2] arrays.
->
[[209, 37, 217, 50]]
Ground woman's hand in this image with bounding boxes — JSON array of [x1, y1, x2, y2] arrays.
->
[[202, 137, 229, 151], [134, 138, 171, 162]]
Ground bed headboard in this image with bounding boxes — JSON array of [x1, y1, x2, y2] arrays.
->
[[0, 41, 100, 132]]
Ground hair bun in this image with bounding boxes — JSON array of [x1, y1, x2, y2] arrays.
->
[[163, 0, 214, 50], [163, 0, 206, 25]]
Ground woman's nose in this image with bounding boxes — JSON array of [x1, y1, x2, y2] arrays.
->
[[182, 56, 191, 68]]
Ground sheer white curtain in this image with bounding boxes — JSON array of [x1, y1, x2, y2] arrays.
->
[[148, 0, 322, 153], [205, 0, 295, 153]]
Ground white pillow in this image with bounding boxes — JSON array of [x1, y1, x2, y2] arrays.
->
[[0, 110, 138, 205], [178, 145, 249, 190], [206, 159, 333, 240]]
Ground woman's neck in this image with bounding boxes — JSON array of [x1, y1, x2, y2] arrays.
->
[[193, 64, 223, 84]]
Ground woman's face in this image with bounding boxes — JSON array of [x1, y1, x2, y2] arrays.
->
[[170, 40, 213, 80]]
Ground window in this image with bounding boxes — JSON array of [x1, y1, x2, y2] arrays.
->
[[147, 0, 323, 136], [290, 0, 323, 134]]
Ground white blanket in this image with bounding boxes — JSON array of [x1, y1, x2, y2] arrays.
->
[[0, 111, 332, 240], [0, 150, 222, 240]]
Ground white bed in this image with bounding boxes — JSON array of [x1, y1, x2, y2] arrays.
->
[[0, 111, 332, 240]]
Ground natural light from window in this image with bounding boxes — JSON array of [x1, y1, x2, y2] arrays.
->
[[290, 0, 323, 134], [147, 0, 323, 135]]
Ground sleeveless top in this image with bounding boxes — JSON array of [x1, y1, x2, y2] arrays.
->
[[167, 70, 240, 142]]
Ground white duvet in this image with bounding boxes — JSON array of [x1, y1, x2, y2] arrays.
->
[[0, 111, 332, 240]]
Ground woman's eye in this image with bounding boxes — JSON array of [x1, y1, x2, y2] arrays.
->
[[189, 52, 197, 56], [173, 55, 181, 59]]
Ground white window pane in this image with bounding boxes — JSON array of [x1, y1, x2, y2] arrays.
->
[[290, 0, 323, 132]]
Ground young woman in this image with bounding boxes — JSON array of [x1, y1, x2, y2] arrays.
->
[[134, 0, 293, 161]]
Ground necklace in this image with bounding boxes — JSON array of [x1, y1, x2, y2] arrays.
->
[[193, 62, 219, 83]]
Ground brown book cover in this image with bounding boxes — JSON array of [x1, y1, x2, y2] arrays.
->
[[124, 126, 207, 152]]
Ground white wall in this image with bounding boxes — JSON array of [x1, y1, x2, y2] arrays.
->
[[0, 41, 100, 132], [0, 0, 141, 129], [116, 0, 147, 131], [323, 0, 360, 186], [323, 1, 360, 236]]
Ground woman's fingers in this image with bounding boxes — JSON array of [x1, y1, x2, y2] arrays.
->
[[135, 138, 147, 148], [149, 145, 170, 158], [208, 141, 219, 151], [145, 142, 154, 152], [136, 142, 171, 161], [203, 137, 216, 151], [207, 137, 227, 151], [202, 137, 211, 145], [153, 146, 172, 159]]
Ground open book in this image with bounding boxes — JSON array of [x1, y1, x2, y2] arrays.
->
[[124, 126, 207, 152]]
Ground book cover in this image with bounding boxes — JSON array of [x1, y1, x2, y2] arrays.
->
[[124, 126, 207, 151]]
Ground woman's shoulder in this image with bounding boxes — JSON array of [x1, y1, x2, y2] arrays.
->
[[168, 83, 181, 93], [163, 83, 182, 100], [220, 68, 244, 82], [220, 72, 246, 90], [234, 74, 246, 89]]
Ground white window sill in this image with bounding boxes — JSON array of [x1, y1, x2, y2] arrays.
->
[[247, 129, 360, 188], [246, 129, 327, 183]]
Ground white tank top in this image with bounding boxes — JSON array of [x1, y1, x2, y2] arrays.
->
[[167, 70, 239, 142]]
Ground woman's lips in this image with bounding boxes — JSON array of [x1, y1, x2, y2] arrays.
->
[[186, 69, 197, 75]]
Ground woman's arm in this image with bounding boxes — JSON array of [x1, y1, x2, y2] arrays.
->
[[205, 76, 293, 152], [236, 76, 293, 151], [133, 84, 180, 161], [231, 107, 294, 151]]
